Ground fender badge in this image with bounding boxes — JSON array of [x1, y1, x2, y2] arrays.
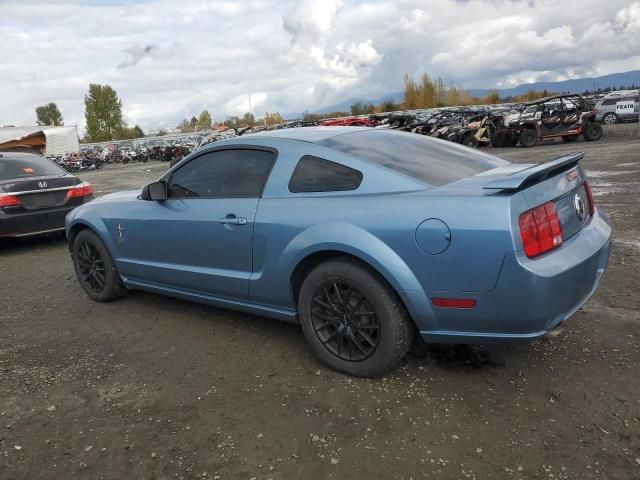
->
[[116, 223, 125, 244]]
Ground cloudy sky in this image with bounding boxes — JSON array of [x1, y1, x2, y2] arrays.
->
[[1, 0, 639, 132]]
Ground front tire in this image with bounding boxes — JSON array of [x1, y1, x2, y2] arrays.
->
[[298, 258, 414, 377], [583, 122, 603, 141], [602, 112, 618, 125], [72, 229, 125, 302], [519, 128, 537, 148]]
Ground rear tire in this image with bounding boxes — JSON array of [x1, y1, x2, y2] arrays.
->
[[72, 229, 125, 302], [519, 128, 537, 148], [583, 122, 603, 141], [462, 132, 479, 148], [298, 258, 414, 377], [490, 129, 507, 147]]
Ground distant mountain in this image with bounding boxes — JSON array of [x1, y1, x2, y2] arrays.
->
[[468, 69, 640, 98], [314, 92, 404, 114], [299, 70, 640, 117]]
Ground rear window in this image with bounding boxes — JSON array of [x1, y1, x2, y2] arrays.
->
[[319, 129, 509, 186], [0, 156, 65, 180], [289, 156, 362, 192]]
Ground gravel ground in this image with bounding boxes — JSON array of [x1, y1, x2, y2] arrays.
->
[[0, 134, 639, 479]]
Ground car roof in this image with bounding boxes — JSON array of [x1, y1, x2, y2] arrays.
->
[[250, 126, 370, 143], [525, 94, 583, 105]]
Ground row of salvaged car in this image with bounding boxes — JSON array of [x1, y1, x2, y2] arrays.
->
[[314, 94, 603, 149], [79, 94, 606, 165]]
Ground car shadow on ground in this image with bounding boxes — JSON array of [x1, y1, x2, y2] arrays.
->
[[126, 289, 517, 376], [409, 340, 507, 370], [0, 232, 67, 253]]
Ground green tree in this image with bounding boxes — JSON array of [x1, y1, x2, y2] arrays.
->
[[350, 101, 364, 115], [263, 112, 284, 126], [190, 116, 198, 128], [133, 125, 144, 137], [482, 89, 501, 105], [177, 118, 193, 133], [242, 112, 255, 127], [35, 102, 64, 126], [84, 84, 125, 142], [224, 116, 241, 128], [403, 73, 420, 109], [196, 110, 212, 130], [380, 97, 399, 112], [302, 110, 321, 122], [114, 125, 144, 140]]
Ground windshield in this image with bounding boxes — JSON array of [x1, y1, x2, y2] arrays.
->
[[0, 156, 66, 180], [319, 129, 510, 186]]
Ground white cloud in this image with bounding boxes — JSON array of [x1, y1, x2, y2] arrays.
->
[[0, 0, 639, 133]]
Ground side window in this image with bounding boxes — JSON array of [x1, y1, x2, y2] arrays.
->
[[601, 99, 617, 106], [168, 149, 275, 198], [289, 155, 363, 193]]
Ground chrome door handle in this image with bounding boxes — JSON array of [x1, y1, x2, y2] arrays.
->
[[219, 215, 247, 225]]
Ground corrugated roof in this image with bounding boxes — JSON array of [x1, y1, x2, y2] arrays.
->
[[0, 126, 44, 144], [0, 126, 79, 154]]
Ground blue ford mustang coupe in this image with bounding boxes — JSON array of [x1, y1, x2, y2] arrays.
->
[[66, 127, 611, 376]]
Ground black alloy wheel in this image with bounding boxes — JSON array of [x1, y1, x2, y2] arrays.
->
[[298, 258, 414, 377], [72, 229, 125, 302], [310, 280, 380, 361], [76, 240, 106, 292]]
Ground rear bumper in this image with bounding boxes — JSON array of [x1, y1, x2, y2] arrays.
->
[[0, 206, 76, 238], [415, 210, 612, 343]]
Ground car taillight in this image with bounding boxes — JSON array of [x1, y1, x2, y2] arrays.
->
[[66, 181, 94, 199], [518, 202, 563, 258], [0, 193, 21, 207], [584, 180, 595, 215]]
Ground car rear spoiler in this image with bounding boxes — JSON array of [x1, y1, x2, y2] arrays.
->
[[483, 152, 584, 191]]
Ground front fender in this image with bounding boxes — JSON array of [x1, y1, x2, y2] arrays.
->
[[65, 206, 134, 279]]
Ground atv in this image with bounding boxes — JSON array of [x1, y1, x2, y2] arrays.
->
[[492, 94, 602, 148]]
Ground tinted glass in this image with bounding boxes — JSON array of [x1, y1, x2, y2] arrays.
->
[[168, 149, 275, 198], [601, 99, 617, 105], [319, 130, 509, 186], [0, 156, 65, 180], [289, 155, 362, 192]]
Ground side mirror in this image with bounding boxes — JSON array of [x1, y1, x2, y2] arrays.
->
[[141, 180, 167, 201]]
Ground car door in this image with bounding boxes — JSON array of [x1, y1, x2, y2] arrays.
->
[[618, 96, 639, 121], [136, 147, 276, 300]]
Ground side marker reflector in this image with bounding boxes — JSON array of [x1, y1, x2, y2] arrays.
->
[[431, 298, 477, 309]]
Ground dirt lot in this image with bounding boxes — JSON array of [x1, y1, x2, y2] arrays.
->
[[1, 133, 639, 479]]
